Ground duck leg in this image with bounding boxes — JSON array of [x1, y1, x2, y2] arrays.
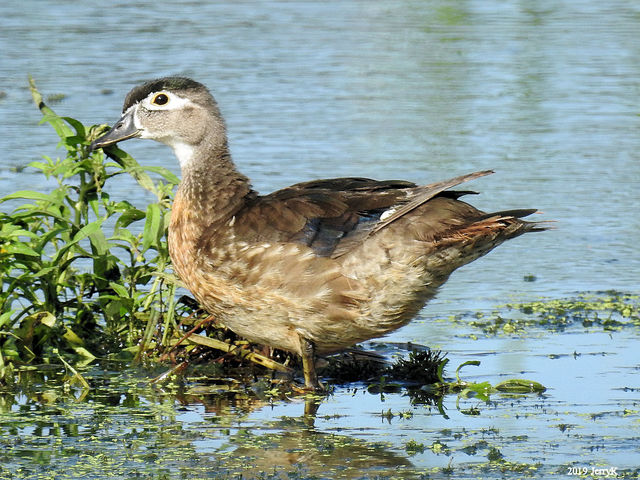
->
[[299, 336, 321, 390]]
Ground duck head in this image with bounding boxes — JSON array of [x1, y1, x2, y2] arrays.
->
[[90, 77, 228, 169]]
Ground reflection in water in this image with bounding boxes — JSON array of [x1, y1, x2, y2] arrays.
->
[[222, 428, 413, 479], [0, 366, 419, 479]]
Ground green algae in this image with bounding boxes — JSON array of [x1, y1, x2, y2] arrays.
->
[[448, 291, 640, 337]]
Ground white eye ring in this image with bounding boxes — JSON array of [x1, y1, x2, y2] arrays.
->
[[151, 92, 170, 106], [144, 92, 192, 111]]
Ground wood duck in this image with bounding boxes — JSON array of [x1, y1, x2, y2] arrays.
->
[[91, 77, 546, 389]]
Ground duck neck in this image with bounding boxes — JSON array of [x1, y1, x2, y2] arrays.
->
[[168, 140, 253, 285], [174, 141, 253, 225]]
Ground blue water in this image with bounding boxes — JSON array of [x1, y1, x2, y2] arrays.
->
[[1, 1, 639, 478]]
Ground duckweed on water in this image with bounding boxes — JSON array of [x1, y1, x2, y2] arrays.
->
[[1, 361, 638, 479], [456, 291, 640, 336], [511, 291, 640, 329]]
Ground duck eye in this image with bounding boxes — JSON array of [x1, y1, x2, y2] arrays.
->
[[152, 93, 169, 106]]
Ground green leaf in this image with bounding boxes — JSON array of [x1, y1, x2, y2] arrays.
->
[[104, 147, 158, 195], [0, 190, 58, 204], [494, 379, 547, 393], [461, 381, 492, 401], [72, 346, 97, 362], [72, 219, 104, 243], [40, 312, 56, 328], [31, 265, 60, 278], [11, 207, 69, 224], [88, 196, 101, 217], [38, 113, 75, 139], [21, 311, 56, 330], [51, 220, 104, 264], [36, 227, 70, 253], [144, 165, 180, 184], [28, 160, 51, 173], [115, 208, 145, 231], [108, 282, 130, 298], [4, 244, 40, 257], [142, 203, 163, 252], [109, 232, 138, 249], [0, 310, 16, 329], [455, 360, 481, 383], [63, 326, 84, 346], [0, 225, 39, 240], [88, 227, 109, 256], [62, 116, 86, 138], [63, 135, 83, 148]]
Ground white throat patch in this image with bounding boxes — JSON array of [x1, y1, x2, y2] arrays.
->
[[170, 141, 195, 169]]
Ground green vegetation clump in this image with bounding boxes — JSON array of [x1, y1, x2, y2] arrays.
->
[[466, 291, 640, 336], [0, 79, 186, 382], [387, 348, 444, 384], [511, 291, 640, 330]]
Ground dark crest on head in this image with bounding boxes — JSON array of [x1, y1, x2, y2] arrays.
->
[[122, 77, 205, 112]]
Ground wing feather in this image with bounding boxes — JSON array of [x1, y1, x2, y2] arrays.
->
[[232, 171, 495, 257]]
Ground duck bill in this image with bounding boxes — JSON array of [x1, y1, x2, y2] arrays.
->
[[90, 108, 141, 151]]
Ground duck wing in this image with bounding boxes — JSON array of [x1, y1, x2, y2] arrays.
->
[[233, 170, 495, 258]]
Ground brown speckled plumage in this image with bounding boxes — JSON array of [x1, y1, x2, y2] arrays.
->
[[91, 77, 547, 388]]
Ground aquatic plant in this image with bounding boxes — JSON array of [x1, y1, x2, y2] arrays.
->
[[0, 78, 181, 381], [466, 291, 640, 335]]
